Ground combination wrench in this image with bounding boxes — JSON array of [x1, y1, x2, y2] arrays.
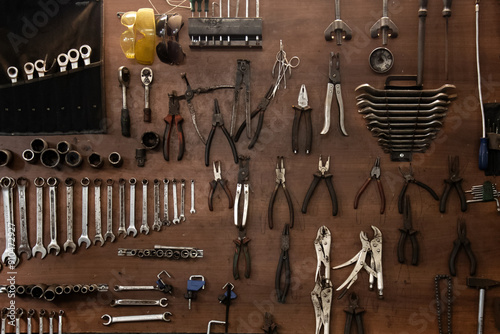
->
[[63, 178, 76, 253], [153, 179, 162, 231], [39, 309, 45, 334], [172, 179, 180, 224], [1, 308, 7, 334], [180, 179, 186, 222], [78, 177, 91, 248], [93, 178, 104, 246], [118, 178, 127, 237], [127, 178, 137, 237], [1, 177, 18, 265], [49, 311, 55, 334], [17, 177, 31, 259], [58, 311, 63, 334], [102, 312, 172, 325], [32, 177, 47, 258], [27, 309, 35, 334], [47, 177, 60, 255], [162, 179, 170, 226], [140, 179, 150, 234], [190, 179, 196, 214], [105, 179, 116, 242], [110, 298, 168, 307], [15, 308, 23, 334]]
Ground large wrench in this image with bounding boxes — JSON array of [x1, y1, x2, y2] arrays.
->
[[172, 179, 179, 224], [118, 178, 127, 237], [140, 179, 149, 234], [110, 298, 168, 307], [1, 177, 17, 265], [153, 179, 162, 231], [63, 178, 76, 253], [47, 177, 60, 255], [180, 179, 186, 222], [17, 177, 31, 259], [105, 179, 116, 242], [15, 308, 23, 334], [190, 179, 196, 214], [102, 312, 172, 325], [78, 177, 91, 248], [32, 177, 47, 258], [93, 179, 104, 246], [162, 179, 170, 226], [127, 178, 137, 237]]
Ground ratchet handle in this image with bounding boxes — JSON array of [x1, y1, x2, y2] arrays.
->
[[121, 108, 131, 137], [479, 137, 489, 170]]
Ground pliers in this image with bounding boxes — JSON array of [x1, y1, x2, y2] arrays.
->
[[205, 99, 239, 167], [439, 156, 467, 213], [268, 156, 294, 229], [397, 195, 419, 266], [208, 161, 233, 211], [398, 163, 439, 214], [301, 155, 338, 216], [163, 92, 185, 161], [353, 157, 385, 214], [231, 59, 251, 138], [343, 292, 365, 334], [233, 227, 251, 280], [275, 223, 290, 303], [320, 52, 347, 136], [292, 84, 313, 154], [449, 218, 476, 276], [234, 156, 250, 229]]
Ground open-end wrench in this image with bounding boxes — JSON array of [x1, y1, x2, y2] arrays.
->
[[180, 179, 186, 222], [93, 179, 104, 246], [190, 180, 196, 214], [153, 179, 161, 231], [39, 309, 45, 334], [16, 177, 31, 259], [102, 312, 172, 325], [32, 177, 47, 258], [27, 309, 35, 334], [162, 179, 170, 226], [1, 308, 7, 334], [1, 177, 17, 265], [127, 178, 138, 237], [47, 177, 60, 255], [172, 179, 180, 224], [118, 179, 127, 237], [57, 311, 63, 334], [48, 311, 55, 334], [141, 179, 150, 235], [111, 298, 169, 307], [105, 179, 116, 242], [78, 177, 91, 248], [63, 178, 76, 253], [15, 308, 23, 334]]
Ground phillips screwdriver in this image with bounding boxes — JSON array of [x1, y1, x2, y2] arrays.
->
[[442, 0, 452, 81]]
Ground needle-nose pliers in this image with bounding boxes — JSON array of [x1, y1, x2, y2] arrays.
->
[[440, 155, 467, 213], [275, 223, 290, 303], [354, 157, 385, 214], [268, 156, 294, 229], [398, 163, 439, 214], [208, 161, 233, 211], [449, 218, 476, 276], [397, 195, 419, 265]]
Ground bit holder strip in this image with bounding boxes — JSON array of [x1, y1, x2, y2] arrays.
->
[[188, 18, 263, 48]]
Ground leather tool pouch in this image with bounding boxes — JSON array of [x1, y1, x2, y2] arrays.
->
[[0, 0, 104, 135]]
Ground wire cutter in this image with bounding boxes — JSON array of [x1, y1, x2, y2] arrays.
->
[[231, 59, 251, 138], [343, 292, 365, 334], [353, 157, 385, 214], [163, 92, 185, 161], [301, 155, 338, 216], [292, 84, 313, 154], [397, 195, 419, 266], [275, 223, 290, 303], [333, 226, 384, 299], [398, 163, 439, 214], [205, 99, 239, 167], [320, 52, 347, 136], [449, 218, 476, 276], [208, 161, 233, 211], [268, 156, 294, 229], [311, 226, 332, 334], [439, 155, 467, 213], [234, 156, 250, 229]]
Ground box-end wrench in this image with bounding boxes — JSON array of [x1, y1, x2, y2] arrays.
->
[[93, 178, 104, 246], [153, 179, 162, 231], [27, 309, 35, 334], [15, 308, 23, 334], [172, 179, 180, 224], [110, 298, 168, 307], [57, 311, 63, 334], [47, 177, 60, 255], [105, 179, 116, 242], [32, 177, 47, 258], [1, 177, 18, 265], [48, 311, 55, 334], [190, 179, 196, 214], [78, 177, 91, 249], [39, 309, 45, 334], [162, 179, 170, 226], [63, 178, 76, 253], [127, 178, 138, 237], [102, 312, 172, 325], [180, 179, 186, 222], [141, 179, 150, 235], [16, 177, 31, 259], [118, 178, 127, 237]]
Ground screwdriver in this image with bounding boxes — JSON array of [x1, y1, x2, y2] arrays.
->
[[476, 0, 488, 170], [442, 0, 452, 81], [190, 0, 208, 16]]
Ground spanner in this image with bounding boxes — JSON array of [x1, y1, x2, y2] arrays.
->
[[180, 179, 186, 222], [39, 309, 45, 334], [15, 308, 23, 334], [1, 177, 17, 265], [48, 311, 55, 334], [153, 179, 161, 231], [172, 179, 179, 224], [17, 177, 31, 259], [190, 179, 196, 214], [63, 178, 76, 253], [27, 309, 35, 334], [127, 178, 137, 237], [93, 179, 104, 246], [162, 179, 170, 226], [68, 49, 79, 69], [110, 298, 168, 307], [118, 178, 127, 237], [102, 312, 172, 325], [1, 308, 7, 334], [140, 179, 150, 235], [47, 177, 60, 255], [24, 62, 34, 80], [105, 179, 116, 242], [57, 311, 63, 334], [78, 177, 91, 248], [32, 177, 47, 259]]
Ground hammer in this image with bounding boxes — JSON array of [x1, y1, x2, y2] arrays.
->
[[467, 277, 500, 333]]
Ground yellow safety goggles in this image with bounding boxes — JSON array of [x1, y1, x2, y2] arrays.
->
[[120, 8, 156, 65]]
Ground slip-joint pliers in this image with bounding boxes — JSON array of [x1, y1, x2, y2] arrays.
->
[[449, 218, 476, 276], [321, 52, 347, 136], [292, 84, 312, 154], [397, 195, 419, 266], [344, 292, 365, 334], [398, 163, 439, 214], [302, 155, 338, 216], [205, 99, 239, 166], [208, 161, 233, 211], [275, 223, 290, 303], [268, 156, 294, 229], [163, 92, 185, 161], [440, 155, 467, 213], [353, 157, 385, 214]]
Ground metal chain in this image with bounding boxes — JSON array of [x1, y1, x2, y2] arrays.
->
[[435, 274, 452, 334]]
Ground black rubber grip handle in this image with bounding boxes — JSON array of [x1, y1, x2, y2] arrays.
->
[[439, 183, 452, 213], [176, 118, 185, 161], [301, 175, 321, 213], [449, 240, 461, 276], [456, 181, 467, 212], [325, 175, 338, 216], [163, 118, 171, 161], [268, 185, 279, 229], [221, 126, 239, 164], [377, 179, 386, 214], [415, 180, 439, 200], [464, 241, 477, 276], [144, 108, 151, 123], [398, 183, 409, 214], [205, 127, 216, 167], [304, 108, 312, 154], [291, 107, 301, 154], [410, 234, 419, 266], [284, 187, 294, 228], [208, 180, 217, 211], [248, 111, 264, 149], [121, 108, 131, 137], [397, 231, 407, 264]]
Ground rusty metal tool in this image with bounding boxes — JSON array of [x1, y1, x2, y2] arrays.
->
[[324, 0, 352, 44]]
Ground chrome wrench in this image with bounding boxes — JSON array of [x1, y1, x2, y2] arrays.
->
[[39, 309, 45, 334], [127, 178, 137, 237], [27, 309, 35, 334], [162, 179, 170, 226], [1, 177, 17, 265], [140, 179, 150, 234], [172, 179, 179, 224], [118, 178, 127, 237], [105, 179, 116, 242], [180, 179, 186, 222], [15, 308, 23, 334], [190, 179, 196, 214], [153, 179, 161, 231], [102, 312, 172, 325], [48, 311, 55, 334], [32, 177, 47, 258], [57, 311, 63, 334], [17, 177, 31, 259], [63, 178, 76, 253], [93, 179, 104, 246], [47, 177, 60, 255], [1, 308, 7, 334], [111, 298, 168, 307], [78, 177, 91, 248]]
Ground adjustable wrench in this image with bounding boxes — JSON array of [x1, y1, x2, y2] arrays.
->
[[32, 177, 47, 258], [180, 179, 186, 222], [105, 179, 116, 242], [162, 179, 170, 226], [78, 177, 91, 248], [48, 311, 55, 334], [190, 180, 196, 214], [93, 179, 104, 246], [58, 311, 63, 334], [118, 178, 127, 237], [140, 179, 150, 234], [39, 309, 45, 334], [172, 179, 180, 224], [153, 179, 162, 231], [63, 178, 76, 253], [47, 177, 60, 255], [111, 298, 168, 307], [127, 178, 138, 237], [17, 177, 31, 259], [1, 177, 17, 265], [27, 309, 35, 334], [102, 312, 172, 325], [15, 308, 23, 334]]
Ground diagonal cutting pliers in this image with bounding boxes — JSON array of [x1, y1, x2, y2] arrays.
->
[[397, 195, 419, 265], [208, 161, 233, 211], [292, 84, 313, 154], [321, 52, 347, 136], [231, 59, 251, 139], [353, 157, 385, 214], [343, 292, 365, 334], [275, 223, 290, 303], [449, 218, 476, 276], [268, 156, 294, 229], [439, 155, 467, 213], [301, 155, 338, 216], [398, 163, 439, 214], [163, 92, 185, 161]]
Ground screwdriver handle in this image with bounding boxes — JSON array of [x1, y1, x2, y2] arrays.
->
[[443, 0, 452, 17], [479, 137, 489, 170]]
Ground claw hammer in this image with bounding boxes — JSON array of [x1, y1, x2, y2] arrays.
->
[[467, 277, 500, 334]]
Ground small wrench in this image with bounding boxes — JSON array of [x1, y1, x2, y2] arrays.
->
[[1, 177, 17, 265], [47, 177, 60, 255], [24, 62, 34, 80], [68, 49, 79, 69], [80, 45, 92, 65], [39, 309, 45, 334], [27, 309, 35, 334], [172, 179, 180, 224], [1, 308, 7, 334], [102, 312, 172, 325], [162, 179, 170, 226], [78, 177, 91, 248], [140, 179, 150, 235], [105, 179, 116, 242], [48, 311, 55, 334], [93, 178, 104, 246], [57, 53, 68, 72], [63, 178, 76, 253], [57, 311, 63, 334], [180, 179, 186, 221], [17, 177, 31, 259], [118, 178, 127, 237], [153, 179, 161, 231], [15, 308, 23, 334], [35, 59, 46, 77], [32, 177, 47, 258], [190, 179, 196, 214], [110, 298, 168, 307], [127, 178, 137, 237]]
